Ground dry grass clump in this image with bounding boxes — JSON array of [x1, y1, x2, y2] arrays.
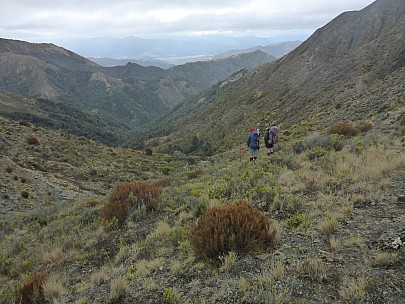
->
[[41, 245, 64, 264], [189, 201, 280, 263], [320, 217, 340, 237], [156, 221, 171, 237], [304, 258, 328, 282], [15, 273, 47, 304], [339, 276, 368, 301], [90, 267, 109, 286], [219, 251, 237, 272], [329, 237, 341, 251], [42, 277, 65, 300], [373, 251, 399, 266], [101, 181, 162, 226], [110, 277, 128, 300], [270, 260, 285, 280]]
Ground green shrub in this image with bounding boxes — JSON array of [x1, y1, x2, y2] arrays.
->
[[307, 146, 327, 161], [194, 201, 208, 218], [286, 214, 304, 228], [291, 140, 306, 154], [189, 201, 279, 263]]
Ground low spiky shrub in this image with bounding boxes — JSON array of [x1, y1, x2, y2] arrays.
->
[[15, 273, 47, 304], [189, 201, 279, 263], [101, 181, 162, 226]]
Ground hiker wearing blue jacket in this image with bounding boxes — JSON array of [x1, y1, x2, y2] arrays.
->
[[246, 127, 260, 161]]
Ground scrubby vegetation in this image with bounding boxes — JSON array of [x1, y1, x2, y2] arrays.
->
[[0, 115, 404, 303]]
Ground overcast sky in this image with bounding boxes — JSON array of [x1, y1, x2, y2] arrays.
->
[[1, 0, 376, 43]]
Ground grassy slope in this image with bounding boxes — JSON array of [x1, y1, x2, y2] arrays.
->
[[1, 112, 404, 303]]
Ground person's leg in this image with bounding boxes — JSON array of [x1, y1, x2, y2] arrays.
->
[[249, 147, 254, 161]]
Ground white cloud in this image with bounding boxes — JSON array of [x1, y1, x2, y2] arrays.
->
[[0, 0, 376, 42]]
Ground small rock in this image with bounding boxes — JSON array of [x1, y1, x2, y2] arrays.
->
[[255, 254, 271, 261], [397, 195, 405, 203], [392, 237, 403, 249]]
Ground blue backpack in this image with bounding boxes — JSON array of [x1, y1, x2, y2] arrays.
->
[[248, 131, 260, 149]]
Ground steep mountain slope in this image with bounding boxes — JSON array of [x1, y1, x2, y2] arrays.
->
[[143, 0, 404, 154], [0, 39, 275, 128], [0, 90, 130, 146]]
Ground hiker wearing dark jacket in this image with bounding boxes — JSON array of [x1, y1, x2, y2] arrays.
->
[[247, 127, 260, 161], [264, 123, 279, 155]]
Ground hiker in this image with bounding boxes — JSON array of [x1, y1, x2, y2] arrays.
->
[[256, 128, 261, 152], [264, 123, 279, 155], [246, 127, 260, 161]]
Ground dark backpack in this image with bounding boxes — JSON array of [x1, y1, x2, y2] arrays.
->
[[249, 131, 260, 149]]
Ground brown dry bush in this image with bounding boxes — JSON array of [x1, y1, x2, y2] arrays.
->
[[187, 169, 203, 179], [189, 201, 279, 263], [355, 121, 373, 133], [326, 122, 359, 137], [18, 119, 30, 127], [26, 136, 39, 145], [15, 273, 47, 304], [101, 181, 162, 226]]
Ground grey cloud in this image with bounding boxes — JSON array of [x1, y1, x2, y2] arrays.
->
[[0, 0, 376, 42]]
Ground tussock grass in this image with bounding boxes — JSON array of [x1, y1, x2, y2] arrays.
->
[[43, 277, 65, 300], [90, 267, 109, 286], [339, 276, 368, 301], [270, 260, 285, 280], [320, 217, 340, 237], [329, 237, 341, 251], [110, 277, 128, 300], [219, 251, 237, 272], [156, 221, 171, 237], [373, 251, 399, 266]]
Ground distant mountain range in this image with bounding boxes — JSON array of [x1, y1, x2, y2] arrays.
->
[[56, 35, 300, 60], [0, 38, 277, 135], [88, 41, 302, 68]]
